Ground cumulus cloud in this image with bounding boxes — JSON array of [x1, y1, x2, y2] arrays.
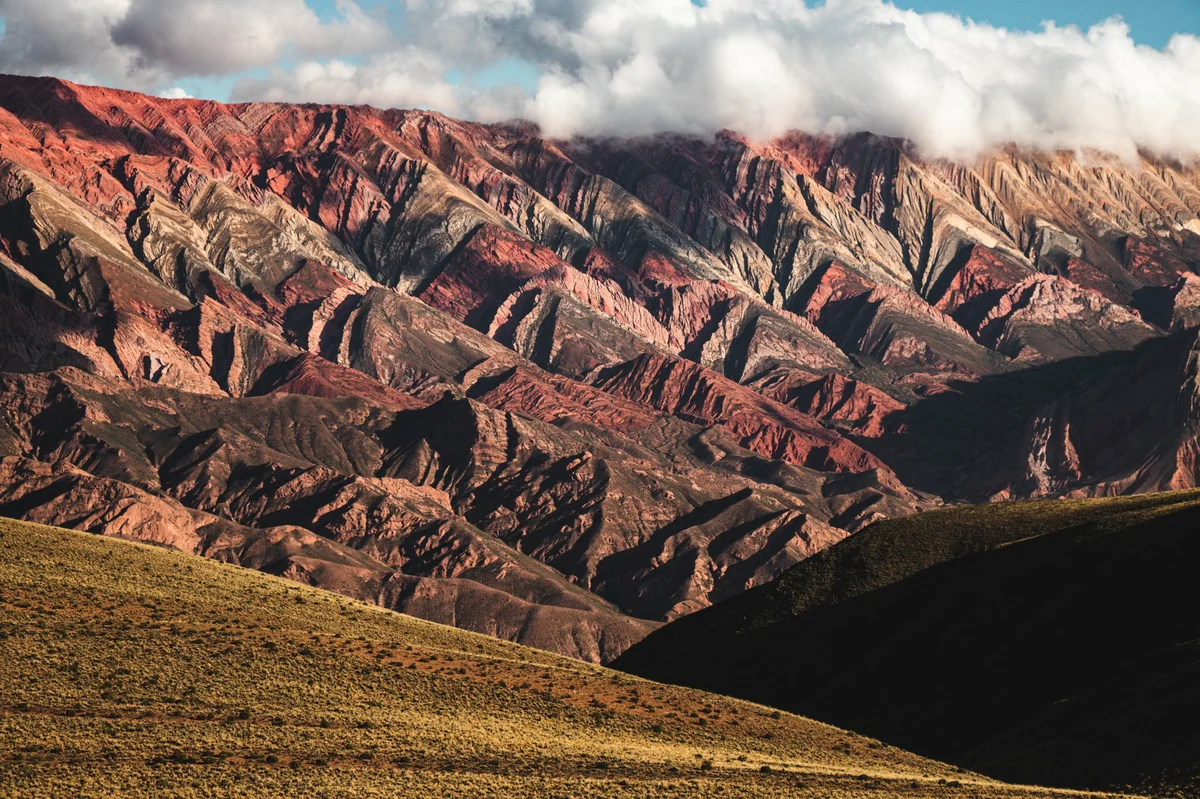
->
[[398, 0, 1200, 159], [0, 0, 144, 87], [232, 52, 460, 113], [1, 0, 1198, 159], [0, 0, 388, 88], [111, 0, 392, 76]]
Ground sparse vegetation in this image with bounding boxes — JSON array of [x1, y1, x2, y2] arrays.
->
[[0, 518, 1126, 798]]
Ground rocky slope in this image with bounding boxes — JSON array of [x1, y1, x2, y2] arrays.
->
[[0, 73, 1198, 659]]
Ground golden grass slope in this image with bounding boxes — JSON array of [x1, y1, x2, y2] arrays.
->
[[0, 518, 1129, 798]]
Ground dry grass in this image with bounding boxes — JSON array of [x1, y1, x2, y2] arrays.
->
[[0, 518, 1131, 798]]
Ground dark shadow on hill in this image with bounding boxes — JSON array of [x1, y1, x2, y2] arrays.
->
[[615, 496, 1200, 796], [859, 332, 1190, 500]]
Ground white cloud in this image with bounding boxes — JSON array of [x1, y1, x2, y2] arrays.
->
[[0, 0, 146, 88], [231, 52, 460, 112], [435, 0, 1200, 160], [1, 0, 1198, 160], [0, 0, 388, 87], [111, 0, 391, 76], [159, 86, 193, 99]]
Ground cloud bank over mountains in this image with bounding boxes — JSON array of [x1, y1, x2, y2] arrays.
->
[[1, 0, 1197, 159]]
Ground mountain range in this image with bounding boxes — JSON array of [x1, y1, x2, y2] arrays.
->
[[0, 73, 1199, 668]]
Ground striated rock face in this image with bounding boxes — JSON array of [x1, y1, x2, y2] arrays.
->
[[589, 353, 888, 474], [796, 261, 1003, 378], [973, 274, 1158, 361], [1005, 328, 1200, 497], [748, 371, 907, 438], [0, 74, 1199, 657]]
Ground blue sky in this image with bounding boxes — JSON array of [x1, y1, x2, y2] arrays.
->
[[908, 0, 1199, 48]]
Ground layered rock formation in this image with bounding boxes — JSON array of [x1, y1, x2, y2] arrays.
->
[[0, 74, 1198, 659]]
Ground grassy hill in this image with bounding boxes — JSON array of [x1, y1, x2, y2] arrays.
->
[[615, 491, 1200, 797], [0, 518, 1122, 798]]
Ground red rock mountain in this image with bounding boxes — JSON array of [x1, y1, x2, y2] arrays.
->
[[0, 74, 1197, 661]]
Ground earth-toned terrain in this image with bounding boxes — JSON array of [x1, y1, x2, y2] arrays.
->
[[0, 517, 1132, 798], [616, 491, 1200, 797], [0, 73, 1199, 663]]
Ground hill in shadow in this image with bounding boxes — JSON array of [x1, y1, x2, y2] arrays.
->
[[615, 490, 1200, 797]]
